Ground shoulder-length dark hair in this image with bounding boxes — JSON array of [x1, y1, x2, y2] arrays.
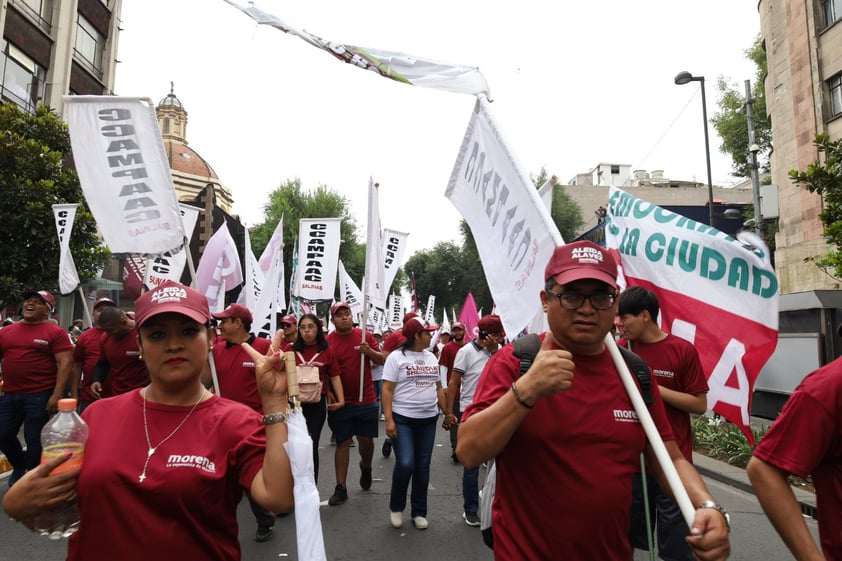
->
[[292, 313, 328, 352]]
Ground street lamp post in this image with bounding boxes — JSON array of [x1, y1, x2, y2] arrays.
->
[[675, 71, 715, 228], [744, 79, 763, 236]]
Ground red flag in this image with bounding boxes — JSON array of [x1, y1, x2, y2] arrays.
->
[[410, 272, 419, 313]]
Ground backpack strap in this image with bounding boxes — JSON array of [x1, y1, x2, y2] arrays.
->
[[512, 332, 653, 404]]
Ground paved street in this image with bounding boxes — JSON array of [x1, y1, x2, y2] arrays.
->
[[0, 420, 822, 561]]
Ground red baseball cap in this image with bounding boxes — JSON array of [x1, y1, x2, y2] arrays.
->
[[478, 314, 505, 336], [545, 241, 618, 289], [402, 311, 419, 324], [23, 290, 56, 311], [402, 317, 438, 339], [330, 302, 351, 317], [93, 297, 116, 310], [134, 281, 211, 328], [451, 322, 466, 331], [279, 314, 297, 326], [212, 303, 253, 323]]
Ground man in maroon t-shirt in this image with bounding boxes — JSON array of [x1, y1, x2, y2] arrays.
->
[[209, 303, 276, 543], [90, 307, 148, 397], [618, 286, 708, 561], [325, 302, 383, 506], [0, 289, 74, 486], [72, 297, 116, 413], [439, 321, 467, 462]]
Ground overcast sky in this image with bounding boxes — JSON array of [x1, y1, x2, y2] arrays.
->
[[114, 0, 760, 259]]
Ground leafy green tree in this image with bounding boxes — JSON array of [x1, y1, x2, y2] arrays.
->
[[531, 167, 585, 241], [249, 178, 364, 300], [789, 133, 842, 279], [0, 103, 109, 308], [403, 240, 474, 320], [711, 36, 772, 178]]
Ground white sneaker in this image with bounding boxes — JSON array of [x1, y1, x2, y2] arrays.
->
[[412, 516, 428, 530], [390, 511, 403, 529], [380, 413, 386, 421]]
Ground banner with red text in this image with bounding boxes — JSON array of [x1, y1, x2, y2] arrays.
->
[[446, 96, 560, 337], [605, 186, 779, 442], [64, 96, 185, 255], [294, 218, 341, 301]]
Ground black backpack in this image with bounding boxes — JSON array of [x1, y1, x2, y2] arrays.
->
[[479, 333, 653, 549]]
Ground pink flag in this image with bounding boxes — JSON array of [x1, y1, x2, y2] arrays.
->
[[196, 222, 243, 312], [458, 292, 480, 341]]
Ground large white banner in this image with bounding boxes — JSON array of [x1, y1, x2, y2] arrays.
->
[[445, 96, 560, 337], [382, 228, 408, 295], [64, 96, 185, 255], [256, 217, 286, 315], [295, 218, 341, 301], [52, 204, 80, 295], [605, 186, 779, 442], [337, 260, 365, 321]]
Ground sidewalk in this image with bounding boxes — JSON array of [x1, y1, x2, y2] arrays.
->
[[693, 452, 817, 519]]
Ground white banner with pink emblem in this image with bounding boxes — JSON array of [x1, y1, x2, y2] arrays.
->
[[605, 186, 779, 442]]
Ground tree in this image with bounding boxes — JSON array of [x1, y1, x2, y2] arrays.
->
[[249, 178, 365, 301], [789, 133, 842, 279], [0, 103, 109, 308], [711, 36, 772, 178], [531, 167, 585, 241]]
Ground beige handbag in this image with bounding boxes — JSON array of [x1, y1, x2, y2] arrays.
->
[[295, 352, 323, 403]]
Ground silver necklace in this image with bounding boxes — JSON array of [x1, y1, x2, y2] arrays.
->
[[139, 388, 206, 483]]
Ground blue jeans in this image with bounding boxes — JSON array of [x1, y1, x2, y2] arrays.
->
[[0, 390, 53, 478], [389, 412, 437, 518], [463, 465, 479, 514]]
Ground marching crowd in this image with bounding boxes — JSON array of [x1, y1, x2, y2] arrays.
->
[[0, 240, 839, 560]]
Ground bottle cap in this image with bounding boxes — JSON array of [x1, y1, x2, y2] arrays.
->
[[58, 398, 78, 411]]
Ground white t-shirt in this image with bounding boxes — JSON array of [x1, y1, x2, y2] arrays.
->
[[453, 341, 493, 410], [382, 349, 441, 419], [371, 364, 384, 382]]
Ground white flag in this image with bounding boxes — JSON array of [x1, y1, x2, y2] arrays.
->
[[145, 203, 201, 289], [440, 309, 451, 333], [387, 294, 404, 331], [337, 261, 365, 321], [295, 218, 341, 301], [63, 96, 185, 254], [196, 222, 243, 312], [445, 96, 560, 337], [364, 180, 386, 310], [424, 295, 436, 324], [52, 204, 80, 295], [257, 217, 286, 313], [223, 0, 489, 97], [382, 228, 409, 295], [240, 227, 264, 312], [253, 245, 282, 339]]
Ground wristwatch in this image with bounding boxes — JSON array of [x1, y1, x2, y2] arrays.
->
[[696, 501, 731, 532]]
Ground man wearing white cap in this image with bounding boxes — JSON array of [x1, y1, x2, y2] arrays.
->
[[0, 290, 74, 486]]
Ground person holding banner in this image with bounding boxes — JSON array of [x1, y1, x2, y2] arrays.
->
[[207, 303, 275, 543], [382, 317, 452, 530], [325, 302, 384, 506], [290, 313, 345, 484], [456, 241, 730, 561], [2, 281, 295, 560], [747, 356, 842, 561], [618, 286, 709, 561]]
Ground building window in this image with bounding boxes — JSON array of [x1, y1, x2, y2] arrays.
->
[[74, 14, 105, 79], [15, 0, 54, 32], [829, 74, 842, 119], [826, 0, 842, 26], [0, 40, 47, 113], [610, 165, 620, 175], [163, 118, 170, 134]]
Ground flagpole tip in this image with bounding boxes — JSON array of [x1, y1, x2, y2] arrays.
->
[[374, 183, 380, 188]]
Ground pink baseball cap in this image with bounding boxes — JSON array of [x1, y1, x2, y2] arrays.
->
[[279, 314, 297, 326], [545, 241, 618, 289], [134, 281, 211, 328]]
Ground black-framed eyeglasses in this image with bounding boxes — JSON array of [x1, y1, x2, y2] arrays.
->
[[546, 288, 616, 310]]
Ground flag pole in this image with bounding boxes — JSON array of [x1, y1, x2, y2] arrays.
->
[[358, 276, 368, 403], [77, 286, 93, 328]]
